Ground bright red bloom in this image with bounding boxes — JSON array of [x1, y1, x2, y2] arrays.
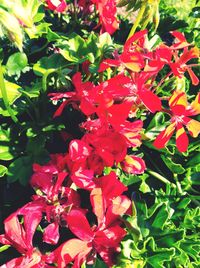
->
[[99, 30, 147, 72], [92, 0, 119, 34], [30, 156, 80, 244], [50, 72, 96, 117], [0, 209, 51, 267], [51, 183, 130, 267], [169, 46, 199, 85], [68, 128, 128, 179], [154, 91, 200, 152], [118, 72, 161, 113], [46, 0, 68, 13]]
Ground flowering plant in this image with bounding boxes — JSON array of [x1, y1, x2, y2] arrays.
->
[[0, 0, 199, 267]]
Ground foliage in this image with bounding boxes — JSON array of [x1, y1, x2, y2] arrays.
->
[[0, 0, 199, 267]]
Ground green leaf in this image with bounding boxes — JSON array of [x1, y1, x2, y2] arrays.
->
[[161, 155, 185, 174], [6, 52, 28, 75], [59, 34, 87, 62], [147, 248, 175, 268], [120, 173, 141, 186], [150, 203, 173, 230], [0, 245, 10, 253], [0, 164, 7, 177], [187, 153, 200, 167], [145, 112, 166, 139], [0, 80, 22, 104], [0, 141, 15, 161], [98, 32, 112, 48], [33, 54, 66, 76], [94, 259, 108, 268], [139, 180, 151, 193], [7, 156, 33, 185], [155, 230, 185, 248]]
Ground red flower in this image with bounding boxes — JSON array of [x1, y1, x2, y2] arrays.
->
[[92, 0, 119, 34], [154, 91, 200, 152], [169, 46, 199, 85], [30, 156, 80, 244], [46, 0, 68, 13], [51, 183, 130, 267], [99, 30, 146, 72], [50, 72, 96, 117], [0, 208, 51, 267]]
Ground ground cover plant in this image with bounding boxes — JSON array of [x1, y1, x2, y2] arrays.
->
[[0, 0, 200, 267]]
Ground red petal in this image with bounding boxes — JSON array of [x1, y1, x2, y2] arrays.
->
[[69, 140, 91, 162], [138, 90, 162, 113], [4, 213, 27, 254], [176, 124, 188, 152], [71, 169, 95, 190], [90, 188, 106, 226], [153, 123, 176, 149], [43, 222, 59, 245], [94, 225, 126, 248], [169, 91, 187, 115], [46, 0, 67, 12], [53, 239, 92, 268], [105, 195, 131, 226], [187, 67, 199, 86], [98, 59, 120, 72], [66, 210, 93, 241], [53, 100, 69, 118], [125, 30, 148, 51], [96, 171, 127, 201], [52, 172, 68, 197], [23, 211, 42, 249]]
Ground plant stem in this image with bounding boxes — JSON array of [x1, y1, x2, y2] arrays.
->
[[0, 62, 18, 123], [147, 169, 175, 186], [127, 4, 146, 40]]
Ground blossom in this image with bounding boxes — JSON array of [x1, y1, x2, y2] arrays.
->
[[154, 91, 200, 152], [30, 156, 80, 245], [46, 0, 68, 13], [0, 208, 51, 267], [92, 0, 119, 34], [50, 181, 131, 267], [169, 46, 199, 85], [99, 30, 147, 72]]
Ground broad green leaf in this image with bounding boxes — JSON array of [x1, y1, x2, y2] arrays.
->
[[151, 203, 172, 229], [6, 52, 28, 75], [147, 248, 175, 268], [98, 32, 112, 48], [33, 54, 69, 76], [187, 153, 200, 167], [0, 81, 22, 104], [7, 156, 33, 185], [180, 240, 200, 261], [161, 155, 185, 174], [60, 35, 87, 62], [0, 164, 7, 177], [155, 230, 185, 248]]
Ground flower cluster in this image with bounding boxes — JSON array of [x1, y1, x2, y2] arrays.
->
[[0, 3, 199, 266]]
